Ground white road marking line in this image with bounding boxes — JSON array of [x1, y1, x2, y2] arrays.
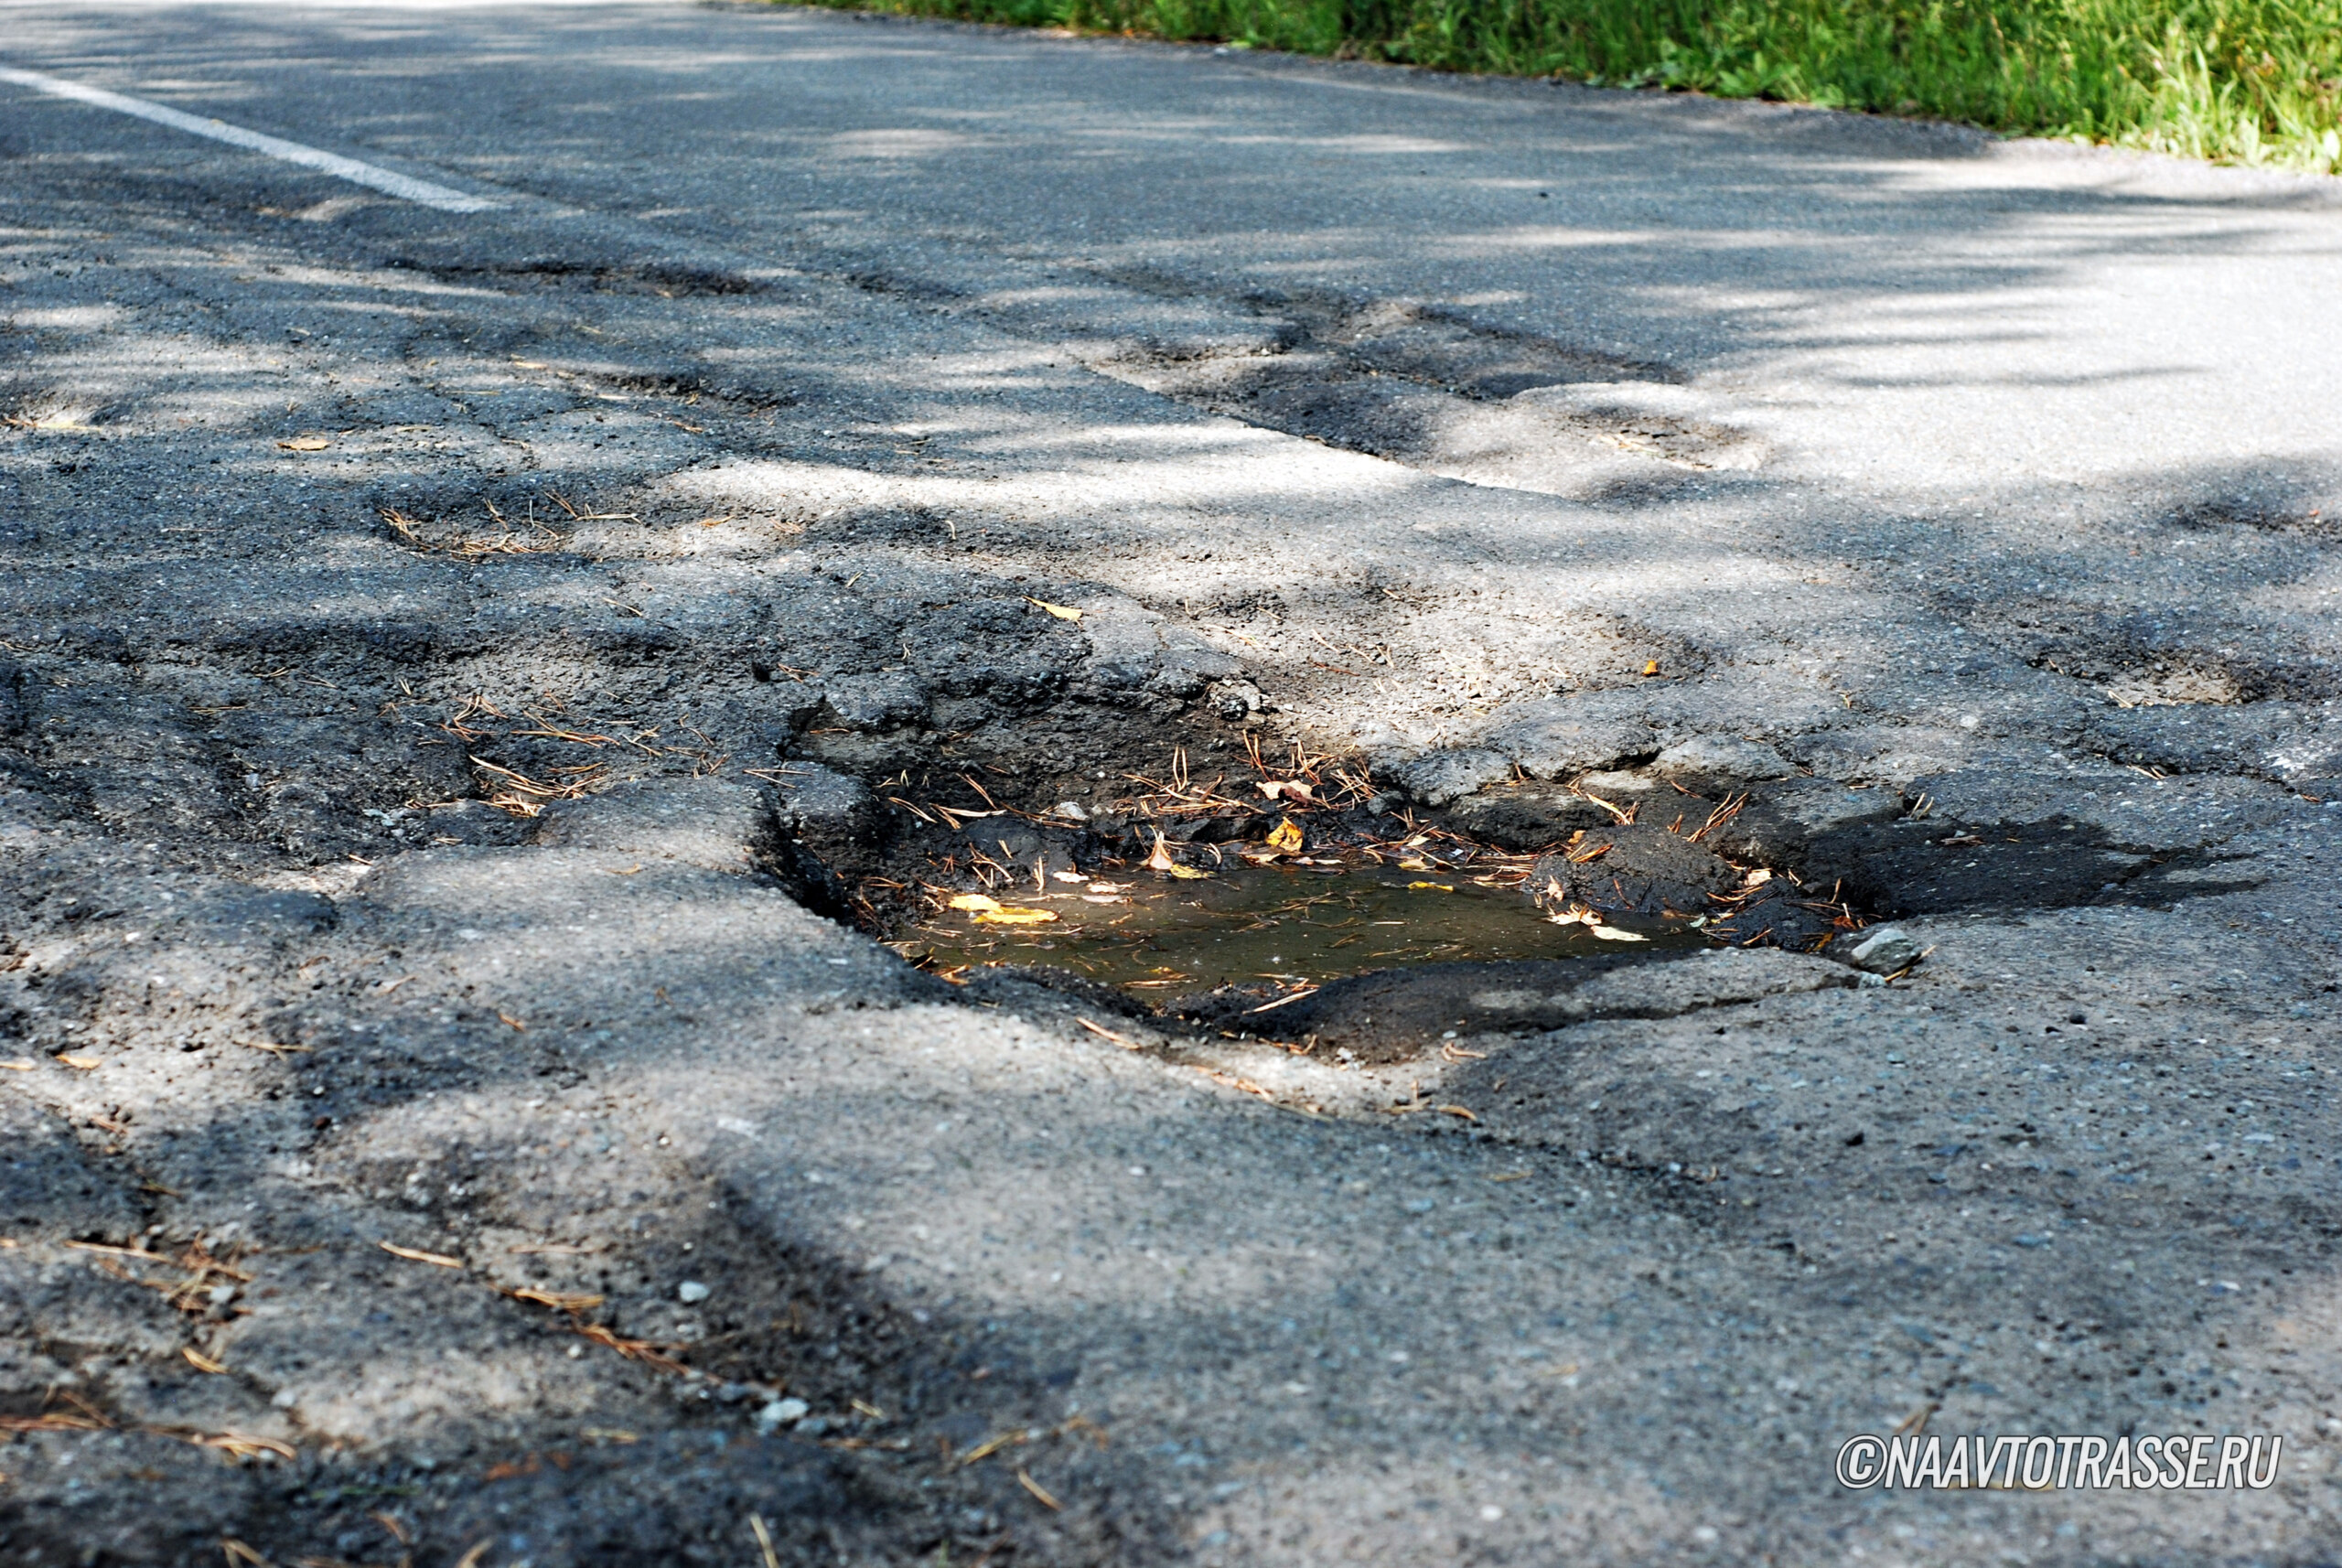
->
[[0, 62, 500, 212]]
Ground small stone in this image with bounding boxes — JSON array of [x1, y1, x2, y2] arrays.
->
[[1207, 678, 1263, 719], [753, 1397, 810, 1435], [677, 1280, 712, 1305], [1839, 925, 1921, 974]]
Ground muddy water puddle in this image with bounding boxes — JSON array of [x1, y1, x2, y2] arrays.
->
[[897, 860, 1706, 994]]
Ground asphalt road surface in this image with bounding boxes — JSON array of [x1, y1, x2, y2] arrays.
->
[[3, 5, 2341, 1564]]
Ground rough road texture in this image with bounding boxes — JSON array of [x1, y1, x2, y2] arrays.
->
[[3, 5, 2341, 1564]]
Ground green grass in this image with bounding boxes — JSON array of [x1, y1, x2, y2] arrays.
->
[[797, 0, 2342, 171]]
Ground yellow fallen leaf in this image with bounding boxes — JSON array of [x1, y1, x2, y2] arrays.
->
[[1408, 881, 1455, 893], [1265, 819, 1304, 854], [54, 1054, 102, 1070], [1025, 597, 1083, 622], [1166, 865, 1211, 880], [183, 1347, 228, 1374], [974, 906, 1058, 925], [1641, 659, 1661, 676], [277, 435, 330, 452], [947, 894, 1003, 912]]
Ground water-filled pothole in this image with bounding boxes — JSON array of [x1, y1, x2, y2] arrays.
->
[[898, 855, 1709, 995], [861, 749, 1785, 1022], [776, 711, 2261, 1064]]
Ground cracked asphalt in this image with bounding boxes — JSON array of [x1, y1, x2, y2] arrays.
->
[[2, 4, 2340, 1564]]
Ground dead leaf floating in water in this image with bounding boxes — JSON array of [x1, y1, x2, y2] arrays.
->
[[1547, 904, 1651, 942], [980, 907, 1058, 925], [948, 893, 1058, 926], [1145, 838, 1212, 878]]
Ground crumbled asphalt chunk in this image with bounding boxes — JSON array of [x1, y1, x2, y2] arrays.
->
[[1703, 778, 1907, 862], [1381, 745, 1513, 806], [1650, 733, 1796, 785], [1438, 785, 1620, 849], [1530, 822, 1740, 918]]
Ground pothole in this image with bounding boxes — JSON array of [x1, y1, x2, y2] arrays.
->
[[392, 257, 768, 297], [812, 743, 1866, 1064], [1088, 289, 1766, 496], [763, 712, 2279, 1074]]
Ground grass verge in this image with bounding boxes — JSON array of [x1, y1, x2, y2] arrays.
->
[[793, 0, 2342, 172]]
